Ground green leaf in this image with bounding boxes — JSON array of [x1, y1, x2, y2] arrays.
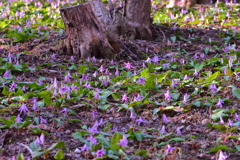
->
[[2, 86, 8, 96], [171, 93, 180, 100], [72, 131, 89, 142], [78, 65, 87, 74], [134, 131, 143, 142], [20, 120, 32, 128], [140, 69, 149, 78], [235, 145, 240, 151], [211, 109, 229, 121], [16, 153, 25, 160], [236, 51, 240, 58], [153, 108, 160, 115], [209, 145, 228, 153], [46, 141, 67, 152], [42, 95, 52, 105], [111, 132, 122, 150], [54, 149, 65, 160], [135, 150, 148, 157], [203, 71, 220, 83], [96, 135, 110, 148], [194, 63, 204, 71], [232, 87, 240, 99], [111, 92, 121, 101], [171, 36, 176, 43], [168, 137, 185, 142]]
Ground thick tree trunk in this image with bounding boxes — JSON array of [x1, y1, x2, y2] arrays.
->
[[60, 0, 152, 59]]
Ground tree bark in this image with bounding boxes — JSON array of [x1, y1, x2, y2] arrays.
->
[[60, 0, 152, 59]]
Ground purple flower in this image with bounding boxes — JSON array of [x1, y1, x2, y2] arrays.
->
[[130, 110, 135, 119], [115, 68, 119, 76], [122, 94, 128, 102], [234, 72, 240, 78], [183, 75, 189, 80], [70, 56, 74, 61], [176, 127, 181, 135], [111, 126, 118, 132], [160, 125, 166, 134], [81, 74, 88, 81], [93, 92, 100, 100], [87, 134, 98, 145], [110, 59, 114, 65], [162, 63, 169, 68], [235, 113, 240, 121], [219, 116, 224, 124], [93, 71, 98, 77], [87, 57, 91, 62], [124, 62, 134, 70], [35, 137, 42, 146], [216, 98, 224, 108], [162, 114, 169, 124], [223, 67, 228, 75], [88, 123, 99, 134], [9, 81, 17, 92], [92, 110, 98, 119], [165, 144, 175, 155], [193, 69, 199, 76], [51, 53, 56, 58], [19, 103, 28, 114], [171, 57, 176, 62], [135, 117, 147, 125], [40, 116, 47, 124], [228, 57, 233, 68], [95, 146, 105, 158], [134, 94, 143, 102], [101, 80, 108, 86], [152, 56, 159, 64], [92, 56, 96, 63], [171, 80, 177, 88], [79, 143, 90, 152], [173, 24, 177, 30], [32, 98, 38, 110], [137, 77, 146, 85], [3, 70, 10, 78], [71, 84, 79, 91], [38, 79, 43, 85], [64, 72, 71, 82], [99, 65, 104, 73], [218, 150, 227, 160], [40, 133, 45, 145], [53, 78, 58, 89], [164, 90, 171, 101], [15, 114, 22, 123], [183, 93, 189, 103], [117, 135, 128, 147], [105, 68, 109, 75], [98, 118, 104, 126], [146, 57, 151, 63], [142, 63, 146, 68], [60, 108, 68, 115], [210, 84, 218, 93], [228, 119, 233, 127]]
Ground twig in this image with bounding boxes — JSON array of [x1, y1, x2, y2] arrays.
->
[[17, 142, 34, 156], [121, 43, 142, 61], [159, 29, 166, 42]]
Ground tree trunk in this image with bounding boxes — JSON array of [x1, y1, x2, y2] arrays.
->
[[60, 0, 152, 59]]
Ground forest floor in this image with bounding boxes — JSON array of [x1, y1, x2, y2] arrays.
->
[[0, 2, 240, 160]]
